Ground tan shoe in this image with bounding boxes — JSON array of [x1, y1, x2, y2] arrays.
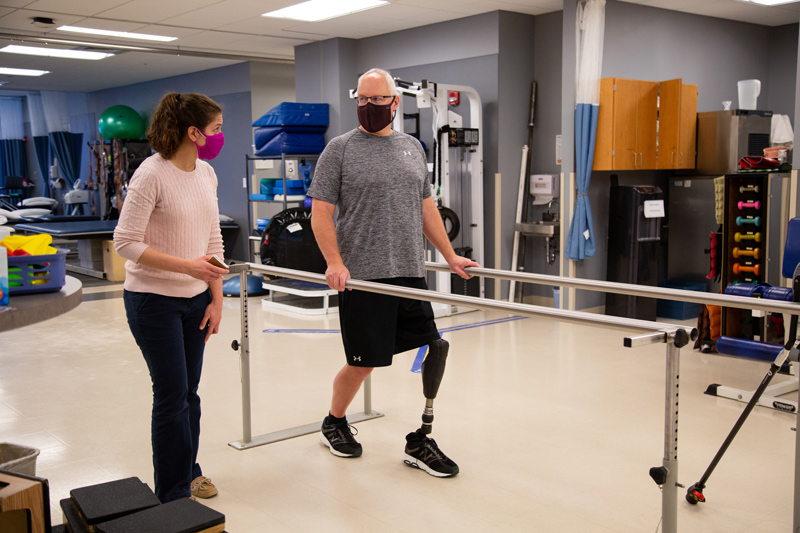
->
[[190, 476, 218, 499]]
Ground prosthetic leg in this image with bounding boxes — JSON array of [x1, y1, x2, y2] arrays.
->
[[404, 338, 459, 477], [420, 337, 449, 434]]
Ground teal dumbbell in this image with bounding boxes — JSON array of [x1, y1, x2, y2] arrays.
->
[[736, 216, 761, 227]]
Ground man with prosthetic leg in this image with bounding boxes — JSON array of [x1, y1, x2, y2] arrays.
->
[[308, 67, 479, 477]]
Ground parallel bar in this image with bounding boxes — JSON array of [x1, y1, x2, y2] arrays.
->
[[244, 263, 694, 337], [424, 262, 800, 315]]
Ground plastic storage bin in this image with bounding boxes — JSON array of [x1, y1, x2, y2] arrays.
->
[[656, 280, 708, 320], [7, 248, 67, 295], [0, 442, 40, 476]]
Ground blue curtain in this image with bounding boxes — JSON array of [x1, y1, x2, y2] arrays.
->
[[0, 139, 28, 188], [565, 103, 598, 261], [49, 131, 83, 189], [33, 136, 50, 197]]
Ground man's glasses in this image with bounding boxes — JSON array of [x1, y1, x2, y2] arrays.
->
[[356, 95, 394, 105]]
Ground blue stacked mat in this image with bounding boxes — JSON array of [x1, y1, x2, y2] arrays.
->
[[253, 102, 329, 156]]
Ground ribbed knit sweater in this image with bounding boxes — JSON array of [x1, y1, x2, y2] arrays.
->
[[114, 153, 224, 298]]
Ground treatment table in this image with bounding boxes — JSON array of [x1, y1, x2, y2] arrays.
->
[[15, 219, 238, 278]]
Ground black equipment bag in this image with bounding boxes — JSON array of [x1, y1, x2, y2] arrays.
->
[[260, 207, 327, 274]]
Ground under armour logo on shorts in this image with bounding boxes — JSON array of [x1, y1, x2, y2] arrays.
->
[[353, 356, 361, 361]]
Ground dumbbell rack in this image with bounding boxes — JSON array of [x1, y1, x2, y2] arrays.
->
[[722, 173, 770, 338]]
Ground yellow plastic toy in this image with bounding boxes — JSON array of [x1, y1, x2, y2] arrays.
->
[[0, 234, 57, 256]]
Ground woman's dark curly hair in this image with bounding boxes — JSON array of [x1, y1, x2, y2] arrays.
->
[[146, 92, 222, 159]]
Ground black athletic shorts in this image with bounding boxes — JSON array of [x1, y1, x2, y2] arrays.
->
[[339, 277, 440, 367]]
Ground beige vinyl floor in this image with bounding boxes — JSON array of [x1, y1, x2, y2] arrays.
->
[[0, 279, 797, 532]]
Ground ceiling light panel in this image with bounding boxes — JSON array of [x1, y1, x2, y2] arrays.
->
[[262, 0, 388, 22], [57, 25, 178, 42], [0, 67, 50, 76], [744, 0, 800, 5], [0, 45, 113, 60]]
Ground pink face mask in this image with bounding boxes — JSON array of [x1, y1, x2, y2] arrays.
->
[[195, 130, 225, 160]]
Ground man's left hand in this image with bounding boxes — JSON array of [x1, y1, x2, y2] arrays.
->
[[448, 255, 481, 279]]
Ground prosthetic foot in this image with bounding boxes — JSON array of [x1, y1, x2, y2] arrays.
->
[[420, 337, 449, 435]]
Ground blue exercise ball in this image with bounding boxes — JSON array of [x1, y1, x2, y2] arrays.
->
[[98, 105, 145, 140]]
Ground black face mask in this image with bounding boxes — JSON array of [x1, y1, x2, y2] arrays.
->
[[357, 99, 395, 133]]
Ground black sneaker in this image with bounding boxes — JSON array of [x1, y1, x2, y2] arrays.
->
[[320, 419, 362, 458], [403, 430, 459, 477]]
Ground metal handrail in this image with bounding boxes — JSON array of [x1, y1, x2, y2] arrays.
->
[[424, 262, 800, 315], [234, 263, 695, 337]]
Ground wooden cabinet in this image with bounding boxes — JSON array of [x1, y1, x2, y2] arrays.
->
[[593, 77, 697, 171], [657, 79, 698, 170], [594, 78, 657, 171]]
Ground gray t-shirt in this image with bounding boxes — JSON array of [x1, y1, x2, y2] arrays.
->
[[308, 128, 431, 280]]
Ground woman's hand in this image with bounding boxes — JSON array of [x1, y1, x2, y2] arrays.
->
[[186, 255, 229, 282], [200, 298, 223, 343]]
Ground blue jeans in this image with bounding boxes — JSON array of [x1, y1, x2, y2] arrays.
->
[[123, 289, 210, 503]]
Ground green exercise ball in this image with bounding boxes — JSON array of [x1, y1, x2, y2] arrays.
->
[[98, 105, 145, 140]]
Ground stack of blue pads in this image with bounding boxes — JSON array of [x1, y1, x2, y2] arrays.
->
[[253, 102, 329, 156]]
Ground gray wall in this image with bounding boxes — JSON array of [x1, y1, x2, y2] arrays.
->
[[250, 62, 296, 122], [295, 38, 359, 140]]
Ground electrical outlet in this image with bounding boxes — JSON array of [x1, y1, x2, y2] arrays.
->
[[243, 177, 247, 188], [284, 160, 297, 179]]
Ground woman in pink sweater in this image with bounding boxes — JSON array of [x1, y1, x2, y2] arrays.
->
[[114, 92, 228, 503]]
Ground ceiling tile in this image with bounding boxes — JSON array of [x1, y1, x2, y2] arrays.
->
[[130, 24, 205, 39], [96, 0, 223, 25], [392, 0, 484, 10], [23, 0, 131, 17], [159, 1, 268, 30], [0, 1, 39, 8], [0, 7, 84, 32], [215, 17, 293, 34]]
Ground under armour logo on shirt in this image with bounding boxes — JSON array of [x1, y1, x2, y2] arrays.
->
[[403, 150, 413, 156]]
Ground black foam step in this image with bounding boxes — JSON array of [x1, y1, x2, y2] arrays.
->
[[95, 497, 224, 533], [69, 477, 159, 528]]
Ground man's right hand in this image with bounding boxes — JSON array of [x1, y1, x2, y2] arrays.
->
[[326, 262, 351, 292]]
